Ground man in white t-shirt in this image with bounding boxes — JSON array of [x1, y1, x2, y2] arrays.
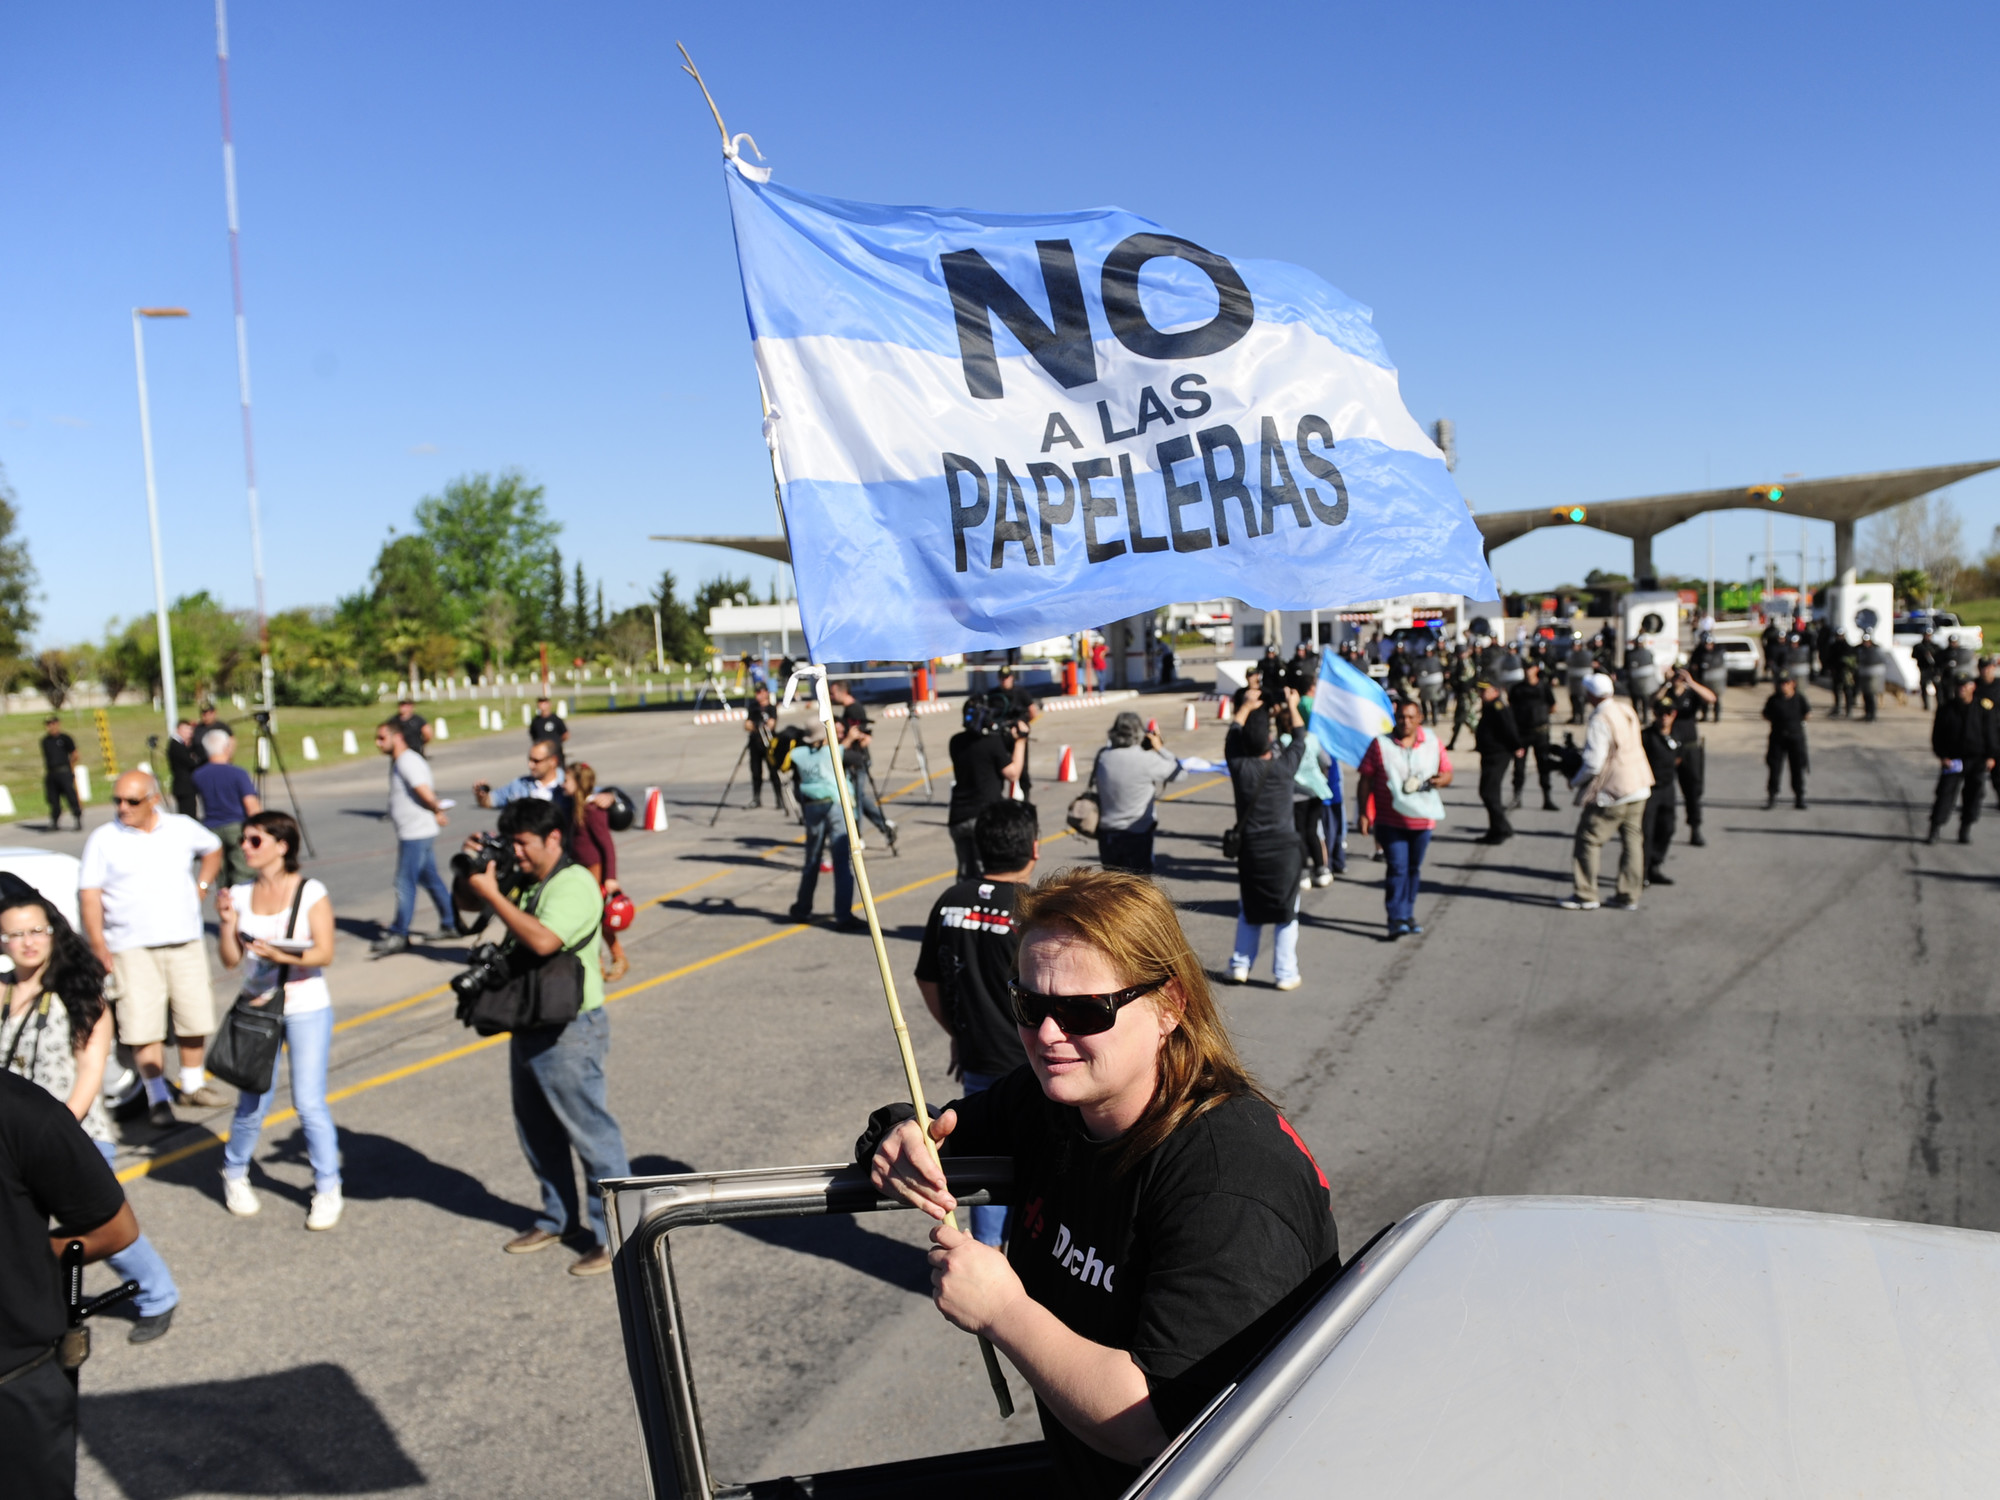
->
[[372, 719, 453, 957], [78, 772, 226, 1128]]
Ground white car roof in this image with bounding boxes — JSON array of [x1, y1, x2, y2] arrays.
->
[[0, 847, 82, 929], [1144, 1196, 2000, 1498]]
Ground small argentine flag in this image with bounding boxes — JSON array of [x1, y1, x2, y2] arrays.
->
[[1308, 653, 1396, 769]]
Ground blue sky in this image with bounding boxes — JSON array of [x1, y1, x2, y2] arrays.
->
[[4, 1, 1996, 646]]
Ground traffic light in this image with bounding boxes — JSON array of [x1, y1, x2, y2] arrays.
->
[[1550, 505, 1588, 524], [1750, 485, 1786, 503]]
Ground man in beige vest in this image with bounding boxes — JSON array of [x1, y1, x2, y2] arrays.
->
[[1560, 672, 1654, 911]]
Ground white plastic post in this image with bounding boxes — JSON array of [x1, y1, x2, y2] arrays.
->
[[521, 704, 531, 726], [256, 738, 269, 771], [0, 785, 15, 818], [342, 728, 359, 755], [75, 766, 94, 803], [1182, 703, 1198, 731], [556, 698, 568, 718], [301, 735, 319, 761], [436, 718, 450, 740]]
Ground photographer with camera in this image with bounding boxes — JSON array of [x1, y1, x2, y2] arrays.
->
[[460, 799, 631, 1277], [474, 740, 570, 819], [947, 696, 1027, 880]]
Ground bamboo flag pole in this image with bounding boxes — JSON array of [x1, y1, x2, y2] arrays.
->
[[681, 45, 1013, 1421]]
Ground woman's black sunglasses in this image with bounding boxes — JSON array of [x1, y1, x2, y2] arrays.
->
[[1007, 978, 1163, 1036]]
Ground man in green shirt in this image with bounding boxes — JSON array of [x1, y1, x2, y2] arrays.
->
[[462, 798, 629, 1276]]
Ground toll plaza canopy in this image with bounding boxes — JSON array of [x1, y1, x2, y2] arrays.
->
[[1472, 459, 2000, 584]]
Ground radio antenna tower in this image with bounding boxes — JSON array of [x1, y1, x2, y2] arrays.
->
[[214, 0, 276, 720]]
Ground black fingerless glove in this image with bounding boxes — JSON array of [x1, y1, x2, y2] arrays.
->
[[853, 1100, 941, 1165]]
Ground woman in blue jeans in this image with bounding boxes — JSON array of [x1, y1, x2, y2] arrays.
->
[[217, 810, 343, 1229], [1356, 697, 1455, 939], [0, 892, 181, 1342]]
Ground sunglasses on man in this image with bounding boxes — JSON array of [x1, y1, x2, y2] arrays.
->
[[1007, 978, 1163, 1037]]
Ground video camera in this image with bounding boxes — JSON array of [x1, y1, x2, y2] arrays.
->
[[962, 688, 1028, 735]]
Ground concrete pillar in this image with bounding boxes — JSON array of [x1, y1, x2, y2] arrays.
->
[[1632, 533, 1656, 588], [1834, 519, 1856, 584]]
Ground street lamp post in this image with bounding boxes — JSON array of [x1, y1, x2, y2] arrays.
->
[[132, 307, 190, 738]]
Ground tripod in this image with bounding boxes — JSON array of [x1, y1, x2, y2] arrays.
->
[[250, 711, 317, 858], [885, 701, 935, 802]]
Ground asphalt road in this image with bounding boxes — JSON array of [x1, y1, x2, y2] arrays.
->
[[41, 682, 1999, 1499]]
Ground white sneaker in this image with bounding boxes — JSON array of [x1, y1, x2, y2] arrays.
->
[[1274, 975, 1303, 991], [306, 1189, 344, 1231], [1227, 965, 1250, 985], [855, 833, 867, 850], [223, 1176, 261, 1217], [1558, 896, 1601, 911], [1313, 868, 1334, 888], [1299, 874, 1313, 890]]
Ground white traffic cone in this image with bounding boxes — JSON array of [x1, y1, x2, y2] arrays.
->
[[1182, 703, 1198, 731]]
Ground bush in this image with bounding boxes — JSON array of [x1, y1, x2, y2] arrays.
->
[[275, 671, 377, 708]]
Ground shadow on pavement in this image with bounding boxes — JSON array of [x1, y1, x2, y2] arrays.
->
[[1911, 867, 2000, 885], [276, 1128, 538, 1231], [1719, 826, 1919, 843], [82, 1362, 424, 1497]]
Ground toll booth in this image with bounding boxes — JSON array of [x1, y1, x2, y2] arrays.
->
[[1826, 581, 1906, 690], [1618, 591, 1687, 671]]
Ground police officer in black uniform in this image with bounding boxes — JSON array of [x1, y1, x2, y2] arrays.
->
[[1926, 675, 1995, 844], [1913, 627, 1939, 709], [1509, 661, 1558, 811], [1761, 620, 1785, 683], [1762, 676, 1811, 810], [1688, 633, 1728, 720], [1854, 633, 1890, 723], [1977, 658, 2000, 813], [1566, 639, 1594, 724], [1473, 679, 1525, 843], [1824, 630, 1855, 717], [1660, 666, 1716, 845], [1640, 701, 1681, 885]]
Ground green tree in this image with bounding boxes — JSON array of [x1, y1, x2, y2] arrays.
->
[[546, 547, 565, 652], [33, 649, 76, 710], [269, 607, 374, 706], [0, 464, 40, 679], [572, 561, 588, 654], [369, 534, 454, 687], [649, 570, 704, 663], [411, 471, 559, 646]]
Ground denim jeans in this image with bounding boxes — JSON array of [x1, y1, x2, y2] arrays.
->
[[1231, 912, 1300, 983], [849, 765, 893, 839], [223, 1005, 341, 1193], [795, 799, 854, 918], [393, 836, 456, 936], [510, 1007, 631, 1247], [957, 1071, 1009, 1247], [1378, 826, 1432, 926], [92, 1139, 179, 1316]]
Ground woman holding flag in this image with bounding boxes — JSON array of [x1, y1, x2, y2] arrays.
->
[[1356, 698, 1455, 939], [861, 868, 1339, 1499]]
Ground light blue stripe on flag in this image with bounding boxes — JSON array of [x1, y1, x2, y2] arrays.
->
[[1309, 653, 1396, 770]]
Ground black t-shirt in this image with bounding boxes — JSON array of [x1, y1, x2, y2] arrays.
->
[[1509, 679, 1554, 735], [745, 699, 778, 731], [941, 1070, 1339, 1498], [0, 1070, 127, 1370], [1641, 725, 1680, 798], [948, 729, 1015, 823], [529, 713, 567, 745], [1667, 688, 1704, 744], [914, 878, 1028, 1078], [39, 733, 76, 775], [395, 711, 430, 754]]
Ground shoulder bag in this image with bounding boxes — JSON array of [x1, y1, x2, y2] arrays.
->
[[206, 878, 309, 1095], [457, 868, 597, 1037]]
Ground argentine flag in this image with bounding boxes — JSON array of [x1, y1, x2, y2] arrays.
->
[[722, 156, 1496, 663], [1308, 653, 1395, 769]]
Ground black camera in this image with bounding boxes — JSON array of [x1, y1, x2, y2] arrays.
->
[[450, 942, 513, 1003], [448, 831, 525, 935]]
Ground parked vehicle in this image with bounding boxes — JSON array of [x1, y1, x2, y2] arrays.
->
[[1707, 633, 1763, 683], [610, 1166, 2000, 1498]]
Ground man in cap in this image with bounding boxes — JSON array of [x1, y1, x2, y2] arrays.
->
[[1509, 660, 1559, 811], [1762, 676, 1811, 810], [38, 715, 81, 833], [1926, 675, 1995, 845], [1559, 672, 1653, 912]]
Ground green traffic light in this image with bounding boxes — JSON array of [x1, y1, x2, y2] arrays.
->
[[1767, 486, 1784, 502], [1568, 507, 1586, 522]]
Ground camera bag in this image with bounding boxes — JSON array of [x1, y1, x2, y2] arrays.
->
[[458, 871, 597, 1036], [207, 878, 309, 1095]]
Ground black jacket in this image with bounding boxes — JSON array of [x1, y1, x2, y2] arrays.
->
[[1641, 724, 1680, 798], [1763, 691, 1810, 741], [165, 734, 200, 797], [1509, 678, 1555, 736], [1932, 695, 1995, 764], [1474, 701, 1524, 757]]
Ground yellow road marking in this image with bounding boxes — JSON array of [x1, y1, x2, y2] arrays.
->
[[333, 984, 451, 1034]]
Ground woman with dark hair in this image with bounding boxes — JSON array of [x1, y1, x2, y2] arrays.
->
[[565, 761, 628, 982], [865, 867, 1339, 1498], [0, 892, 181, 1340], [216, 809, 342, 1228], [1224, 679, 1308, 988], [1356, 695, 1454, 939]]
